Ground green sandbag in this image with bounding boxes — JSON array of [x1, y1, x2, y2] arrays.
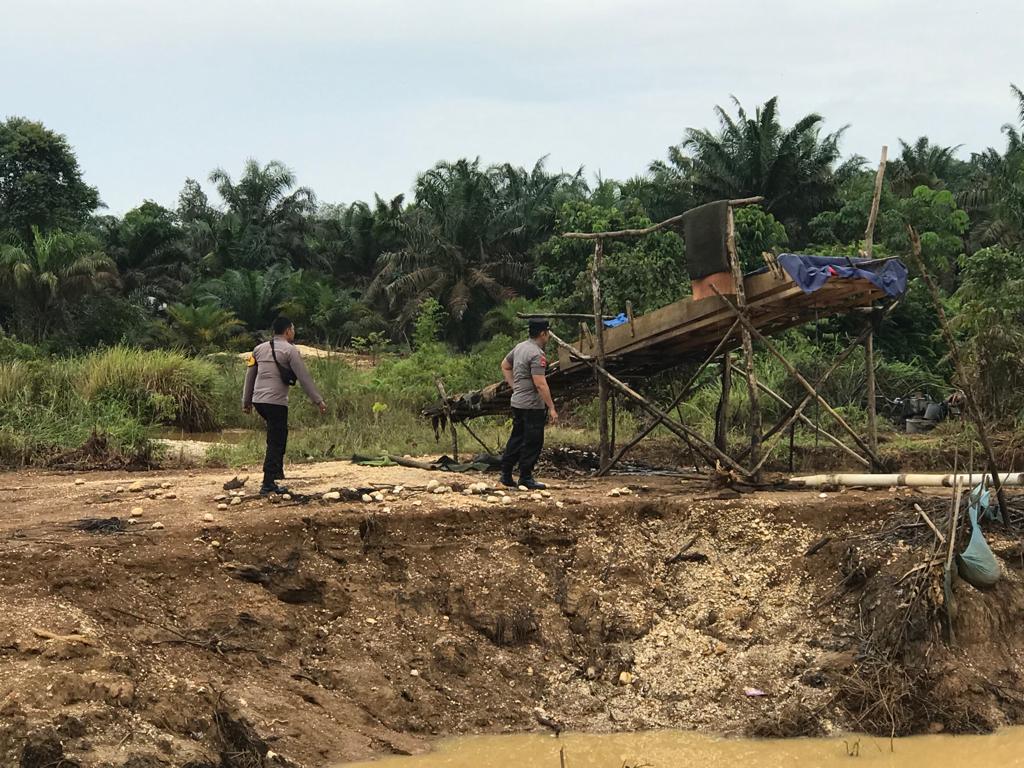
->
[[956, 483, 1001, 588]]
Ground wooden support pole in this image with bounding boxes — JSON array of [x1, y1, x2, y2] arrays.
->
[[591, 239, 610, 469], [865, 323, 878, 454], [863, 146, 887, 456], [597, 319, 742, 476], [714, 352, 732, 452], [732, 363, 871, 468], [710, 287, 885, 468], [863, 145, 888, 259], [610, 392, 617, 455], [733, 319, 876, 475], [549, 332, 750, 475], [906, 225, 1009, 526], [727, 205, 762, 476], [435, 379, 459, 462]]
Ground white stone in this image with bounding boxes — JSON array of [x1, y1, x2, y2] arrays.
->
[[115, 486, 125, 493], [214, 494, 227, 501], [129, 481, 144, 492], [203, 513, 215, 522], [282, 494, 291, 501], [412, 500, 422, 507], [531, 493, 543, 501], [217, 503, 228, 511], [486, 495, 500, 504], [618, 671, 634, 685], [74, 478, 85, 486], [211, 540, 221, 548], [432, 486, 448, 495], [518, 485, 529, 492], [541, 490, 551, 498], [164, 493, 177, 500], [501, 496, 512, 505], [160, 482, 172, 489], [372, 492, 385, 502], [556, 501, 565, 509], [151, 522, 165, 530], [230, 497, 242, 506], [362, 494, 374, 503], [322, 491, 342, 501], [130, 507, 144, 517], [426, 479, 440, 491], [381, 507, 392, 514]]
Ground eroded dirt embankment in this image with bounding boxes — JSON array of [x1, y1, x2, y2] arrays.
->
[[1, 466, 1023, 767]]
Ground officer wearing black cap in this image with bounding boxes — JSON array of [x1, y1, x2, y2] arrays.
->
[[499, 318, 558, 490]]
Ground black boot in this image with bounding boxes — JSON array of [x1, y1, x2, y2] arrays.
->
[[499, 470, 517, 488], [519, 477, 546, 491]]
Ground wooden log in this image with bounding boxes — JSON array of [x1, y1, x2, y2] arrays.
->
[[711, 287, 884, 468], [561, 197, 765, 240], [907, 225, 1009, 526], [598, 319, 741, 476], [517, 312, 616, 321], [549, 332, 749, 474], [591, 239, 610, 469], [727, 205, 762, 475]]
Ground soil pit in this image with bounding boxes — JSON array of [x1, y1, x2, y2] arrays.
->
[[1, 464, 1023, 767]]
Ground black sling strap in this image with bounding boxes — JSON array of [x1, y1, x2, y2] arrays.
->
[[269, 338, 297, 386]]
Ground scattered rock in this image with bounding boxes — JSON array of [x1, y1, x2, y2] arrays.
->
[[230, 497, 242, 506], [486, 495, 500, 504], [130, 507, 144, 517], [501, 496, 512, 506], [540, 490, 552, 498], [214, 494, 227, 502], [160, 482, 172, 489], [361, 494, 373, 503], [164, 492, 177, 500], [410, 668, 420, 677], [74, 478, 85, 486], [372, 491, 386, 502], [282, 494, 292, 501], [518, 485, 529, 492], [203, 513, 215, 522], [530, 493, 543, 501], [555, 501, 565, 509], [426, 480, 440, 491], [151, 522, 165, 530], [618, 671, 635, 685], [609, 489, 621, 497], [412, 500, 422, 507], [585, 666, 598, 680], [129, 481, 144, 492], [115, 486, 125, 493], [211, 540, 221, 549], [382, 507, 392, 514], [322, 491, 342, 501], [431, 486, 449, 495], [217, 503, 229, 511]]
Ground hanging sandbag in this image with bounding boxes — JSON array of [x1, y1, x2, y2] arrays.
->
[[956, 482, 1001, 588]]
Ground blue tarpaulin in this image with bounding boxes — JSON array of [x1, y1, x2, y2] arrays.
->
[[603, 312, 629, 328], [777, 254, 908, 298]]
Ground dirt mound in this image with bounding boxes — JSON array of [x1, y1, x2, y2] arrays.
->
[[1, 467, 1023, 766]]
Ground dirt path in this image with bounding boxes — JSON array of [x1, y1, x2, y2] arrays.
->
[[1, 463, 1023, 767]]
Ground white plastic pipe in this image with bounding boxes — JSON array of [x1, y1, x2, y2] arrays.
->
[[790, 472, 1024, 488]]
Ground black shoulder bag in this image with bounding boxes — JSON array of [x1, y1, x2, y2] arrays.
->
[[269, 339, 298, 386]]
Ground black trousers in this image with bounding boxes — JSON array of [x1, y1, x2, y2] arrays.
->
[[501, 407, 547, 479], [254, 403, 288, 487]]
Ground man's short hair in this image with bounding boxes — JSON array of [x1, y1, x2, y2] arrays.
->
[[272, 316, 293, 335], [528, 318, 551, 338]]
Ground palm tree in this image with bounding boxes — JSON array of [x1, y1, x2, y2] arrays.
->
[[98, 201, 192, 303], [369, 158, 575, 346], [0, 226, 118, 340], [679, 96, 860, 236], [309, 195, 405, 284], [207, 160, 316, 270], [199, 264, 293, 331], [889, 137, 965, 196], [960, 84, 1024, 251], [165, 303, 244, 354]]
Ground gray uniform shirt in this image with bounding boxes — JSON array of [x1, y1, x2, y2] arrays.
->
[[242, 337, 324, 408], [505, 339, 548, 410]]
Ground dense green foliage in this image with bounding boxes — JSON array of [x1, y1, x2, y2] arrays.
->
[[3, 87, 1024, 464]]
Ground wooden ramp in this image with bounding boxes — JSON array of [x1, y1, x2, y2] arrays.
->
[[432, 266, 891, 421]]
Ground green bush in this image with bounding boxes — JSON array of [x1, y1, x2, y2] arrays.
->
[[78, 347, 222, 431]]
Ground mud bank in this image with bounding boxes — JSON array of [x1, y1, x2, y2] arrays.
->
[[1, 466, 1023, 767]]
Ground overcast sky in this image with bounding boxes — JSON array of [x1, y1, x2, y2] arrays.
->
[[2, 0, 1021, 214]]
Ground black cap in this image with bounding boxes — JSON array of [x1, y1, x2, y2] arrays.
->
[[528, 318, 551, 337]]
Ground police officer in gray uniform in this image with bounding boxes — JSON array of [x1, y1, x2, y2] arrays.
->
[[500, 319, 559, 490], [242, 317, 328, 495]]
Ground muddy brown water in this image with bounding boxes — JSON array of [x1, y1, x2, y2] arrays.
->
[[339, 729, 1024, 767]]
